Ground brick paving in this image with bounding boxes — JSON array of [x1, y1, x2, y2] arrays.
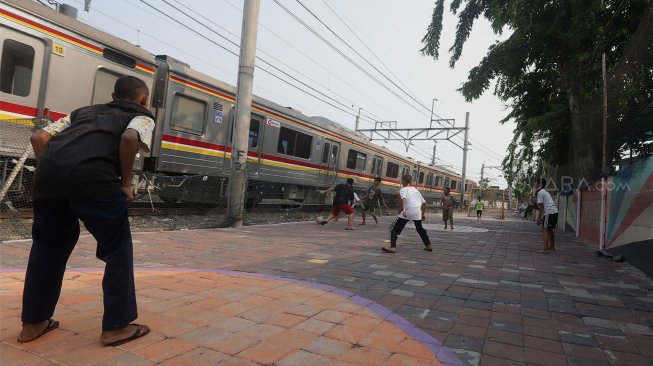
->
[[1, 214, 652, 365]]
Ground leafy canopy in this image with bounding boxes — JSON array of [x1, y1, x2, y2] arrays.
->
[[420, 0, 650, 187]]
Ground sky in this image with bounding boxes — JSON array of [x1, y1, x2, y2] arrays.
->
[[60, 0, 514, 187]]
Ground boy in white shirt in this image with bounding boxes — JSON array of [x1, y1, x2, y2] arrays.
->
[[535, 177, 559, 254], [382, 175, 432, 253]]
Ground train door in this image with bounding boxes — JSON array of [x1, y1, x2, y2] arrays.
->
[[0, 29, 48, 118], [246, 114, 264, 175], [319, 139, 339, 186], [371, 155, 383, 178]]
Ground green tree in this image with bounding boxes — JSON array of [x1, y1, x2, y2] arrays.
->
[[420, 0, 651, 186]]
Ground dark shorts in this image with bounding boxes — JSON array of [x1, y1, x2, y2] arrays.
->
[[442, 208, 453, 221], [364, 203, 376, 213], [477, 210, 483, 215], [543, 213, 558, 229], [332, 204, 354, 216]]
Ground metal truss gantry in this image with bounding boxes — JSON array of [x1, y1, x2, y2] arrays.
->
[[355, 103, 471, 210]]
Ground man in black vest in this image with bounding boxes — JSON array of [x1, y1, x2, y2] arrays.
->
[[18, 76, 154, 346]]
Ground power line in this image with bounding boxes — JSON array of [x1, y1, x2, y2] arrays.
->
[[271, 0, 433, 120], [294, 0, 433, 116]]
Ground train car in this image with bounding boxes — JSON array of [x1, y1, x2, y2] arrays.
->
[[0, 0, 476, 208]]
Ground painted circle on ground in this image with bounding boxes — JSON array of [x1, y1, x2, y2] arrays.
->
[[0, 269, 452, 365]]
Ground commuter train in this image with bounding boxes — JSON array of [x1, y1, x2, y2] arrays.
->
[[0, 0, 476, 207]]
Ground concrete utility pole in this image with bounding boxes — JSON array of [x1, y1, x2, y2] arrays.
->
[[225, 0, 260, 228], [431, 142, 437, 166], [459, 112, 469, 210]]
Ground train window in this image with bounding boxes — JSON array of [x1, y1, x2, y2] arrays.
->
[[277, 127, 312, 159], [371, 156, 382, 177], [248, 119, 260, 148], [386, 162, 399, 178], [330, 144, 339, 164], [322, 142, 331, 163], [426, 173, 434, 186], [1, 40, 35, 97], [346, 149, 366, 170], [170, 94, 206, 135], [92, 69, 122, 104], [401, 165, 410, 178], [444, 177, 450, 188], [451, 180, 457, 190], [418, 172, 425, 184]]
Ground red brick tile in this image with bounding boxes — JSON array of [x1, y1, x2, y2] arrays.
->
[[480, 354, 523, 366], [204, 332, 259, 356], [562, 343, 608, 361], [266, 313, 307, 328], [337, 346, 392, 366], [394, 338, 436, 360], [483, 340, 524, 362], [382, 353, 434, 366], [303, 336, 352, 358], [313, 310, 351, 324], [486, 329, 523, 346], [237, 339, 296, 364], [296, 318, 336, 335], [524, 348, 567, 366], [135, 338, 197, 362], [606, 350, 650, 366], [92, 352, 155, 366], [450, 323, 487, 339], [524, 335, 563, 353], [0, 343, 50, 366], [324, 324, 368, 344], [50, 343, 124, 366], [164, 346, 228, 366], [278, 350, 331, 366]]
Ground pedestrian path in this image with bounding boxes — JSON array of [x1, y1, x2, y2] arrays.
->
[[1, 215, 651, 365]]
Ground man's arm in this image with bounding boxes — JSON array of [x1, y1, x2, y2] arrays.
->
[[319, 186, 335, 195], [401, 198, 407, 216], [421, 202, 427, 220], [119, 129, 139, 202], [30, 130, 53, 161]]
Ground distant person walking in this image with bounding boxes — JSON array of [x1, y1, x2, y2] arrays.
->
[[441, 187, 455, 230], [475, 197, 484, 220], [19, 76, 154, 346], [360, 177, 388, 225], [319, 178, 356, 230], [382, 175, 432, 253], [535, 178, 558, 254]]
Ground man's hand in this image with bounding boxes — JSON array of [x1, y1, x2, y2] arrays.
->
[[401, 209, 407, 217], [422, 214, 426, 221], [121, 185, 134, 203]]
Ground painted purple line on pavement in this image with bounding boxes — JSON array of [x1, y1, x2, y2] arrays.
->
[[1, 267, 464, 365]]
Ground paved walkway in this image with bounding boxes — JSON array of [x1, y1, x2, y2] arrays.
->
[[1, 214, 652, 365]]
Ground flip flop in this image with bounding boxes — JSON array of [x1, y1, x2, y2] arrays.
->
[[536, 250, 549, 255], [345, 227, 355, 230], [424, 246, 433, 252], [381, 247, 396, 253], [103, 324, 150, 347], [17, 319, 59, 343]]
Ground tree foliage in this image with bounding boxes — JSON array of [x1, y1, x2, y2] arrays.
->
[[421, 0, 651, 188]]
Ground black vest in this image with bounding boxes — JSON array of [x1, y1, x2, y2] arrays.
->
[[33, 100, 154, 200]]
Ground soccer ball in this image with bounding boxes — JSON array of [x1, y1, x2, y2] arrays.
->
[[315, 216, 325, 224]]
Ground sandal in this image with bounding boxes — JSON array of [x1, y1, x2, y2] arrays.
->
[[17, 319, 59, 343], [382, 246, 396, 253], [102, 324, 150, 347]]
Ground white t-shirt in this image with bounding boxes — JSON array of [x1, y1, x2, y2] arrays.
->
[[537, 189, 558, 215], [399, 186, 426, 220]]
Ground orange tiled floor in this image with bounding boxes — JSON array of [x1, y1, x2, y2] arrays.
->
[[0, 270, 442, 365]]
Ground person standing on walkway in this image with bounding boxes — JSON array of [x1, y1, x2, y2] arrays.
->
[[535, 177, 558, 254], [441, 187, 455, 229], [19, 76, 153, 346], [383, 175, 432, 253], [319, 178, 356, 230], [360, 177, 388, 225], [475, 197, 485, 220]]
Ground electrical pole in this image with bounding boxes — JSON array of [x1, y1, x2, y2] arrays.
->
[[355, 107, 362, 131], [225, 0, 260, 228], [460, 112, 469, 210], [600, 52, 608, 249], [431, 142, 437, 166], [480, 162, 485, 187]]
